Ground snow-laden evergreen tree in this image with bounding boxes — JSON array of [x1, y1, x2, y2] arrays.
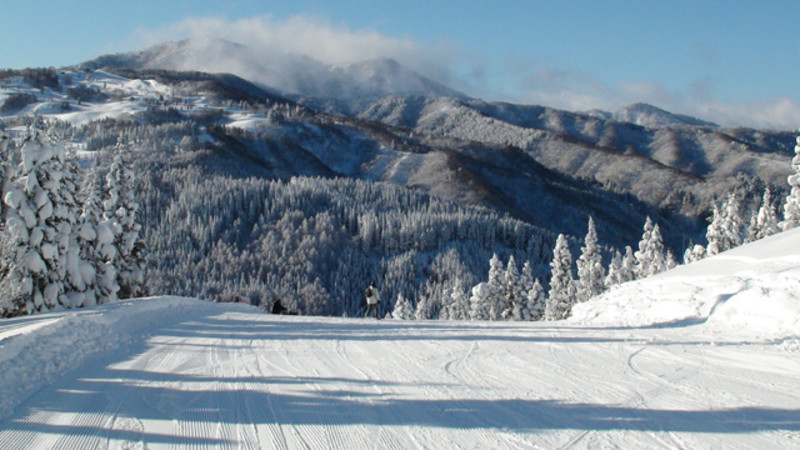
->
[[414, 294, 432, 320], [780, 134, 800, 231], [391, 292, 414, 320], [633, 217, 654, 279], [604, 250, 623, 288], [619, 246, 636, 283], [544, 234, 576, 320], [640, 223, 667, 278], [528, 279, 547, 321], [665, 249, 677, 271], [519, 261, 535, 299], [79, 169, 118, 304], [469, 282, 491, 320], [513, 261, 534, 320], [61, 151, 95, 308], [2, 133, 74, 314], [576, 216, 606, 302], [747, 187, 779, 243], [501, 254, 521, 319], [634, 217, 668, 279], [447, 278, 471, 320], [683, 240, 705, 264], [719, 192, 743, 251], [705, 203, 724, 257], [516, 277, 545, 321], [103, 151, 146, 299], [486, 253, 505, 320]]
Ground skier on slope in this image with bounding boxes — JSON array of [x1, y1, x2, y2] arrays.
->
[[365, 281, 381, 319]]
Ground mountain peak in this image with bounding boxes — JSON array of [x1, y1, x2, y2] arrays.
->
[[80, 39, 467, 102]]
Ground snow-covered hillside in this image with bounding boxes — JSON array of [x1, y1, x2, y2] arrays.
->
[[572, 226, 800, 340], [0, 230, 798, 448]]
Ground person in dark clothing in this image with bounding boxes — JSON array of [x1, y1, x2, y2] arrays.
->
[[364, 281, 381, 319]]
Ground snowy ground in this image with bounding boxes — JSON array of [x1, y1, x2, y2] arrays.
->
[[0, 231, 799, 448]]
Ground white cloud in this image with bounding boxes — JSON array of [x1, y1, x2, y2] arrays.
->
[[126, 15, 798, 130], [506, 64, 800, 130], [128, 14, 462, 90]]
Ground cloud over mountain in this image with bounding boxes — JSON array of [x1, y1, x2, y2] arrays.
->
[[128, 14, 464, 95], [125, 14, 800, 130]]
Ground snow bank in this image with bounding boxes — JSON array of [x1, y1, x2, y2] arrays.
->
[[0, 297, 244, 419], [571, 228, 800, 339]]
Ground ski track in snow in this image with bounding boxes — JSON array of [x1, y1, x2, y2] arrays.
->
[[0, 299, 797, 449]]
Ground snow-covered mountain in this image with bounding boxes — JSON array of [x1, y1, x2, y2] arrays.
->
[[611, 102, 718, 128], [80, 38, 467, 102], [1, 42, 797, 316], [0, 227, 797, 448], [356, 95, 795, 219]]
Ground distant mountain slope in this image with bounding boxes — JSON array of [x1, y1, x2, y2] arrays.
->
[[357, 96, 795, 220], [80, 38, 467, 103], [612, 103, 718, 128]]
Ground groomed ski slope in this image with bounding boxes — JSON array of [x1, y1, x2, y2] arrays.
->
[[0, 231, 799, 448]]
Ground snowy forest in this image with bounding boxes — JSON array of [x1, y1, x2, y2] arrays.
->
[[1, 115, 795, 320], [0, 66, 798, 320]]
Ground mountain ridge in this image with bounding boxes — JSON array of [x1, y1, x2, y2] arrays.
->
[[79, 38, 468, 103]]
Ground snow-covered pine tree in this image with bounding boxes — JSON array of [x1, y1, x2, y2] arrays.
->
[[486, 253, 504, 320], [719, 192, 743, 252], [414, 294, 432, 320], [544, 234, 576, 320], [633, 217, 653, 279], [633, 217, 669, 279], [519, 278, 546, 321], [780, 134, 800, 231], [665, 249, 677, 270], [641, 223, 667, 278], [78, 168, 117, 304], [747, 187, 779, 242], [519, 261, 535, 298], [576, 216, 606, 302], [529, 279, 547, 320], [501, 254, 521, 319], [469, 282, 492, 320], [61, 150, 95, 308], [391, 292, 414, 320], [447, 278, 471, 320], [705, 203, 724, 257], [682, 240, 706, 264], [604, 250, 623, 288], [619, 246, 636, 283], [103, 151, 145, 299], [3, 132, 73, 314], [514, 261, 535, 320]]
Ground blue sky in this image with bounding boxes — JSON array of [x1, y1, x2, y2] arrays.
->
[[3, 0, 799, 128]]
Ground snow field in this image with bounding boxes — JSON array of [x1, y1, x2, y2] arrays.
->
[[0, 297, 229, 419], [0, 301, 798, 449]]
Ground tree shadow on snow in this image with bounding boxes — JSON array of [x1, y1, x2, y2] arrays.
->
[[5, 368, 799, 437]]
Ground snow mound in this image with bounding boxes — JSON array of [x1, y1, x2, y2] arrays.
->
[[571, 228, 800, 339], [0, 297, 249, 418]]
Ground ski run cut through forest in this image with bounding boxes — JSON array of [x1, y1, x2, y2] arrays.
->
[[0, 227, 798, 449]]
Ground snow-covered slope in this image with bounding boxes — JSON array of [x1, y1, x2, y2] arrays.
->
[[572, 227, 800, 339], [0, 231, 799, 448], [358, 95, 795, 218], [0, 295, 798, 448]]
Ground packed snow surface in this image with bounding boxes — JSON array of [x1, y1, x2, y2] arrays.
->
[[0, 231, 799, 448], [571, 227, 800, 339]]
